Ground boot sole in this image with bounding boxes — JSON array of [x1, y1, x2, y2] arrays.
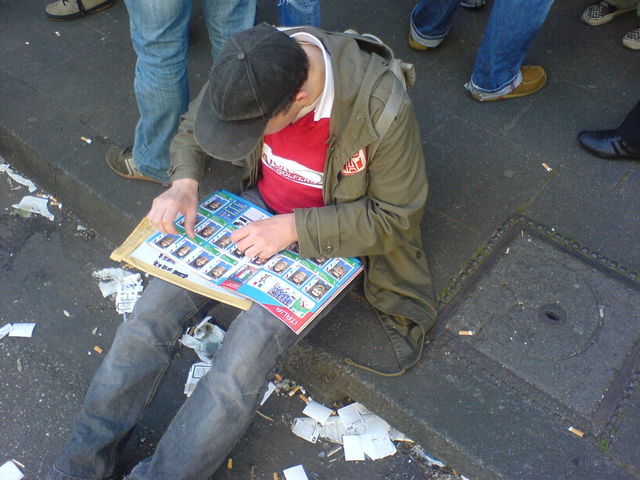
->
[[46, 0, 116, 21]]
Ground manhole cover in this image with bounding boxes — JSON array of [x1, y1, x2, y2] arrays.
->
[[442, 219, 640, 420]]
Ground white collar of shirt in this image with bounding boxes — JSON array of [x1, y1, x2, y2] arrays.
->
[[290, 32, 334, 121]]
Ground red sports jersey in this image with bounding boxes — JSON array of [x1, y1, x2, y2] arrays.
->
[[258, 110, 330, 214]]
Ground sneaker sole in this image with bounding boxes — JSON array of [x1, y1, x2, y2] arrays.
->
[[46, 0, 116, 21], [581, 6, 635, 26], [622, 37, 640, 50]]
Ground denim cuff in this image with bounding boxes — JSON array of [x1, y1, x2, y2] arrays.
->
[[464, 69, 523, 101], [409, 22, 446, 48]]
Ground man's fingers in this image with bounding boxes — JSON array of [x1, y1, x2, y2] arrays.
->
[[184, 209, 197, 237]]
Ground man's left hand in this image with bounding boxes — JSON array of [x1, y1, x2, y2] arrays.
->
[[230, 214, 297, 261]]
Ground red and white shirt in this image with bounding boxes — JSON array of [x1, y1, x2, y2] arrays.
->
[[258, 32, 334, 214]]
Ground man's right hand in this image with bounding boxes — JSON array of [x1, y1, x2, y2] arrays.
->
[[146, 178, 199, 237]]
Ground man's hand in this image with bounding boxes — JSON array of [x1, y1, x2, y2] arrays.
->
[[146, 178, 199, 237], [230, 214, 297, 261]]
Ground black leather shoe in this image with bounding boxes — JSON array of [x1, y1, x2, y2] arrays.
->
[[578, 129, 640, 160]]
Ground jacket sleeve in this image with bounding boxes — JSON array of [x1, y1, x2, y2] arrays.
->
[[168, 83, 209, 183], [294, 86, 428, 259]]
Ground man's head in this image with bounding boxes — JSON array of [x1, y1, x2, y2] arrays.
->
[[194, 24, 310, 161]]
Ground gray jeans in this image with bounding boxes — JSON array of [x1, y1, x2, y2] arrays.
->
[[48, 190, 334, 479]]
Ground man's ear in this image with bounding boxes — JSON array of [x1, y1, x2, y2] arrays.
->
[[294, 89, 309, 105]]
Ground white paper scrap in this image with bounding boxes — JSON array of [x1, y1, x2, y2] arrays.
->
[[93, 268, 132, 297], [12, 195, 54, 221], [283, 465, 309, 480], [319, 416, 347, 444], [342, 435, 365, 461], [291, 417, 321, 444], [115, 273, 144, 314], [362, 433, 397, 460], [184, 361, 211, 397], [302, 400, 334, 425], [0, 324, 12, 340], [388, 427, 413, 442], [8, 323, 36, 338], [338, 403, 365, 434], [0, 460, 24, 480], [260, 381, 277, 406], [0, 163, 37, 192]]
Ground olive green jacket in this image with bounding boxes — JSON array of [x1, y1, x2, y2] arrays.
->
[[168, 27, 436, 375]]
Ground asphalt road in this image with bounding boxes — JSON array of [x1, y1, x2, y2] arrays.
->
[[0, 158, 457, 480]]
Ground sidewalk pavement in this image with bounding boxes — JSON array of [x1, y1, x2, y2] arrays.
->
[[2, 0, 640, 478]]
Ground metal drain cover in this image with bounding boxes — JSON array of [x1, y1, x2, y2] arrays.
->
[[443, 221, 640, 420]]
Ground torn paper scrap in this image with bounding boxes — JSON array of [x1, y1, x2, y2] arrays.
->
[[184, 361, 211, 397], [292, 417, 321, 444], [114, 274, 144, 314], [282, 465, 308, 480], [93, 268, 132, 297], [338, 403, 365, 434], [303, 400, 334, 425], [260, 382, 277, 406], [0, 163, 37, 192], [12, 195, 55, 221], [180, 317, 225, 363], [0, 460, 24, 480], [361, 433, 397, 460], [343, 435, 365, 461], [0, 324, 12, 340], [388, 427, 413, 442], [8, 323, 36, 338]]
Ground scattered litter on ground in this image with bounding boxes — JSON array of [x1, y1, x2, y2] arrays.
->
[[183, 361, 211, 397], [0, 324, 12, 340], [0, 162, 37, 192], [0, 459, 24, 480], [568, 426, 585, 438], [226, 458, 233, 469], [7, 323, 36, 338], [63, 310, 71, 317], [180, 316, 225, 363], [93, 268, 144, 315], [260, 382, 277, 406], [54, 31, 61, 36], [12, 195, 55, 220], [303, 400, 334, 425], [80, 136, 93, 144], [542, 162, 553, 172], [93, 346, 104, 354], [458, 330, 474, 336], [282, 464, 308, 480]]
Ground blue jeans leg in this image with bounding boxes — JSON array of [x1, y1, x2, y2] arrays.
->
[[125, 0, 191, 183], [468, 0, 555, 93], [48, 279, 213, 480], [203, 0, 257, 62], [409, 0, 460, 48], [125, 0, 256, 182], [277, 0, 320, 27]]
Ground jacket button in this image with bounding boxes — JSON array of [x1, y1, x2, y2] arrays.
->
[[326, 245, 333, 252]]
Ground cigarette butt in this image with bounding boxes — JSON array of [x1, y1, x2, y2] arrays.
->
[[327, 446, 342, 458], [299, 394, 309, 404], [274, 373, 283, 382], [542, 162, 553, 172], [55, 31, 61, 36], [227, 458, 233, 469], [93, 346, 104, 354], [12, 459, 26, 469], [80, 136, 93, 144], [458, 330, 474, 336], [288, 385, 300, 397], [273, 473, 279, 480], [568, 426, 585, 437]]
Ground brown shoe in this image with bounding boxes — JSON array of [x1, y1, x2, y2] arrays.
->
[[45, 0, 116, 20], [106, 147, 168, 185], [472, 65, 547, 102]]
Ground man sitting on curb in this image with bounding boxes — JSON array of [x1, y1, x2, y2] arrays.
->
[[48, 24, 436, 480]]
